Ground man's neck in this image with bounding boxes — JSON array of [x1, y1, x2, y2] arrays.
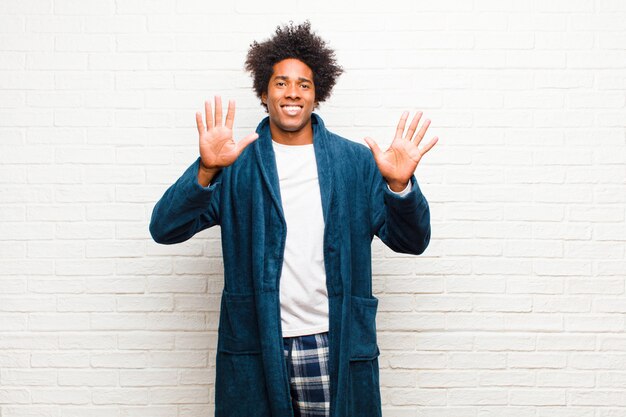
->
[[269, 122, 314, 146]]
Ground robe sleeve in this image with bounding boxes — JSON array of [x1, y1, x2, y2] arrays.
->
[[149, 157, 221, 244], [369, 160, 431, 255]]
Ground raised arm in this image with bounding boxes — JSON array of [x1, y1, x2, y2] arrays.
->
[[149, 96, 258, 244], [366, 111, 438, 254]]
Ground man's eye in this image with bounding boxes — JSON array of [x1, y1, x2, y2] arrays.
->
[[276, 82, 286, 86], [301, 84, 310, 89]]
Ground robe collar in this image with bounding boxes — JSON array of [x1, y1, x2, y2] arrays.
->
[[253, 113, 334, 225]]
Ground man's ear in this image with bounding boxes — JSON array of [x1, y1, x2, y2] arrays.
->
[[261, 92, 267, 104]]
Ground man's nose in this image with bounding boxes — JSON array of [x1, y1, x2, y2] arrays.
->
[[285, 84, 299, 99]]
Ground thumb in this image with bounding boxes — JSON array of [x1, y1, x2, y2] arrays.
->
[[236, 132, 259, 153], [364, 137, 383, 160]]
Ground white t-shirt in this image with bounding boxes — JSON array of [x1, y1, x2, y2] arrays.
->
[[272, 140, 329, 337], [271, 140, 412, 337]]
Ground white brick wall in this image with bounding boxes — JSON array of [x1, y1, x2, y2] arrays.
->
[[1, 1, 625, 416]]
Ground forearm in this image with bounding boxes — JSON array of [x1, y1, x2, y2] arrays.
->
[[150, 158, 220, 244], [374, 176, 431, 255]]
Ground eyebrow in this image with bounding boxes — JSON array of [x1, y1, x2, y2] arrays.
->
[[273, 75, 313, 84]]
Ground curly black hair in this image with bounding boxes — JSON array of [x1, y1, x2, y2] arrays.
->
[[245, 21, 344, 110]]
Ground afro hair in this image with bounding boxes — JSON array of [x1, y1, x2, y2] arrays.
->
[[245, 21, 344, 110]]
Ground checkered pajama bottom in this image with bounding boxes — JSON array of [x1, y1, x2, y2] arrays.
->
[[283, 332, 331, 417]]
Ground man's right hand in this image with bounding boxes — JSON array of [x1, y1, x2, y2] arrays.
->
[[195, 96, 259, 187]]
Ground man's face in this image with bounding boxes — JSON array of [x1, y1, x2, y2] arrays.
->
[[262, 58, 316, 141]]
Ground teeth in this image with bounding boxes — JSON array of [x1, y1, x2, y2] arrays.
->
[[283, 105, 301, 115]]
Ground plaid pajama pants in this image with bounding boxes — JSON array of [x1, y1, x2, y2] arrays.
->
[[283, 332, 331, 417]]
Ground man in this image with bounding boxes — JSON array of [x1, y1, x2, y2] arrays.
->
[[150, 22, 437, 417]]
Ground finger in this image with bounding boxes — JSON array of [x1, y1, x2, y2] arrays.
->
[[394, 111, 409, 140], [364, 137, 383, 160], [205, 100, 213, 128], [225, 99, 235, 129], [413, 119, 431, 146], [214, 95, 223, 126], [420, 136, 438, 155], [236, 132, 259, 153], [195, 111, 205, 134], [404, 111, 422, 140]]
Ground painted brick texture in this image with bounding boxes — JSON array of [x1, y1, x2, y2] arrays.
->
[[1, 1, 626, 416]]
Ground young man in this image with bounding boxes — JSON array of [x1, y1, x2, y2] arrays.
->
[[150, 22, 437, 417]]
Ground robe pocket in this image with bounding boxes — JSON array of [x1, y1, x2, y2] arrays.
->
[[217, 291, 262, 355], [350, 295, 380, 360]]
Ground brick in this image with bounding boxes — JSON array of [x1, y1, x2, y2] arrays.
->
[[90, 314, 147, 330], [146, 314, 206, 331], [0, 15, 25, 31], [59, 334, 116, 350], [85, 277, 145, 294], [447, 277, 506, 294], [120, 406, 179, 417], [509, 389, 566, 406], [0, 241, 26, 258], [147, 277, 206, 293], [92, 388, 149, 405], [570, 278, 624, 294], [569, 390, 626, 406], [119, 370, 178, 386], [533, 296, 592, 313], [388, 353, 447, 370], [30, 352, 90, 368], [597, 372, 626, 388], [534, 260, 592, 276], [566, 315, 625, 332], [504, 314, 563, 331], [0, 314, 28, 331], [537, 371, 595, 388], [83, 15, 146, 33], [418, 371, 477, 388], [1, 406, 59, 417], [414, 296, 472, 312], [54, 0, 115, 15], [57, 295, 115, 312], [148, 351, 207, 368], [29, 313, 90, 331], [148, 388, 209, 404], [0, 71, 54, 89], [448, 389, 508, 405], [57, 370, 118, 386], [28, 278, 84, 294], [91, 352, 147, 368], [479, 371, 535, 387], [0, 389, 31, 404], [474, 335, 535, 351], [509, 353, 566, 369], [55, 260, 114, 276], [447, 314, 504, 331], [537, 334, 596, 351], [27, 241, 84, 258], [0, 352, 30, 367], [0, 296, 56, 312], [118, 333, 175, 350], [116, 295, 174, 312], [26, 16, 82, 32], [173, 295, 220, 312]]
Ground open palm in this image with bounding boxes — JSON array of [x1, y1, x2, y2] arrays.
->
[[365, 111, 438, 192], [196, 96, 258, 170]]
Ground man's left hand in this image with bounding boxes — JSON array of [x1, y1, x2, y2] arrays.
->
[[365, 111, 438, 192]]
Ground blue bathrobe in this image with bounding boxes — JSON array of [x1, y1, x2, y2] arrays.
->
[[150, 114, 431, 417]]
